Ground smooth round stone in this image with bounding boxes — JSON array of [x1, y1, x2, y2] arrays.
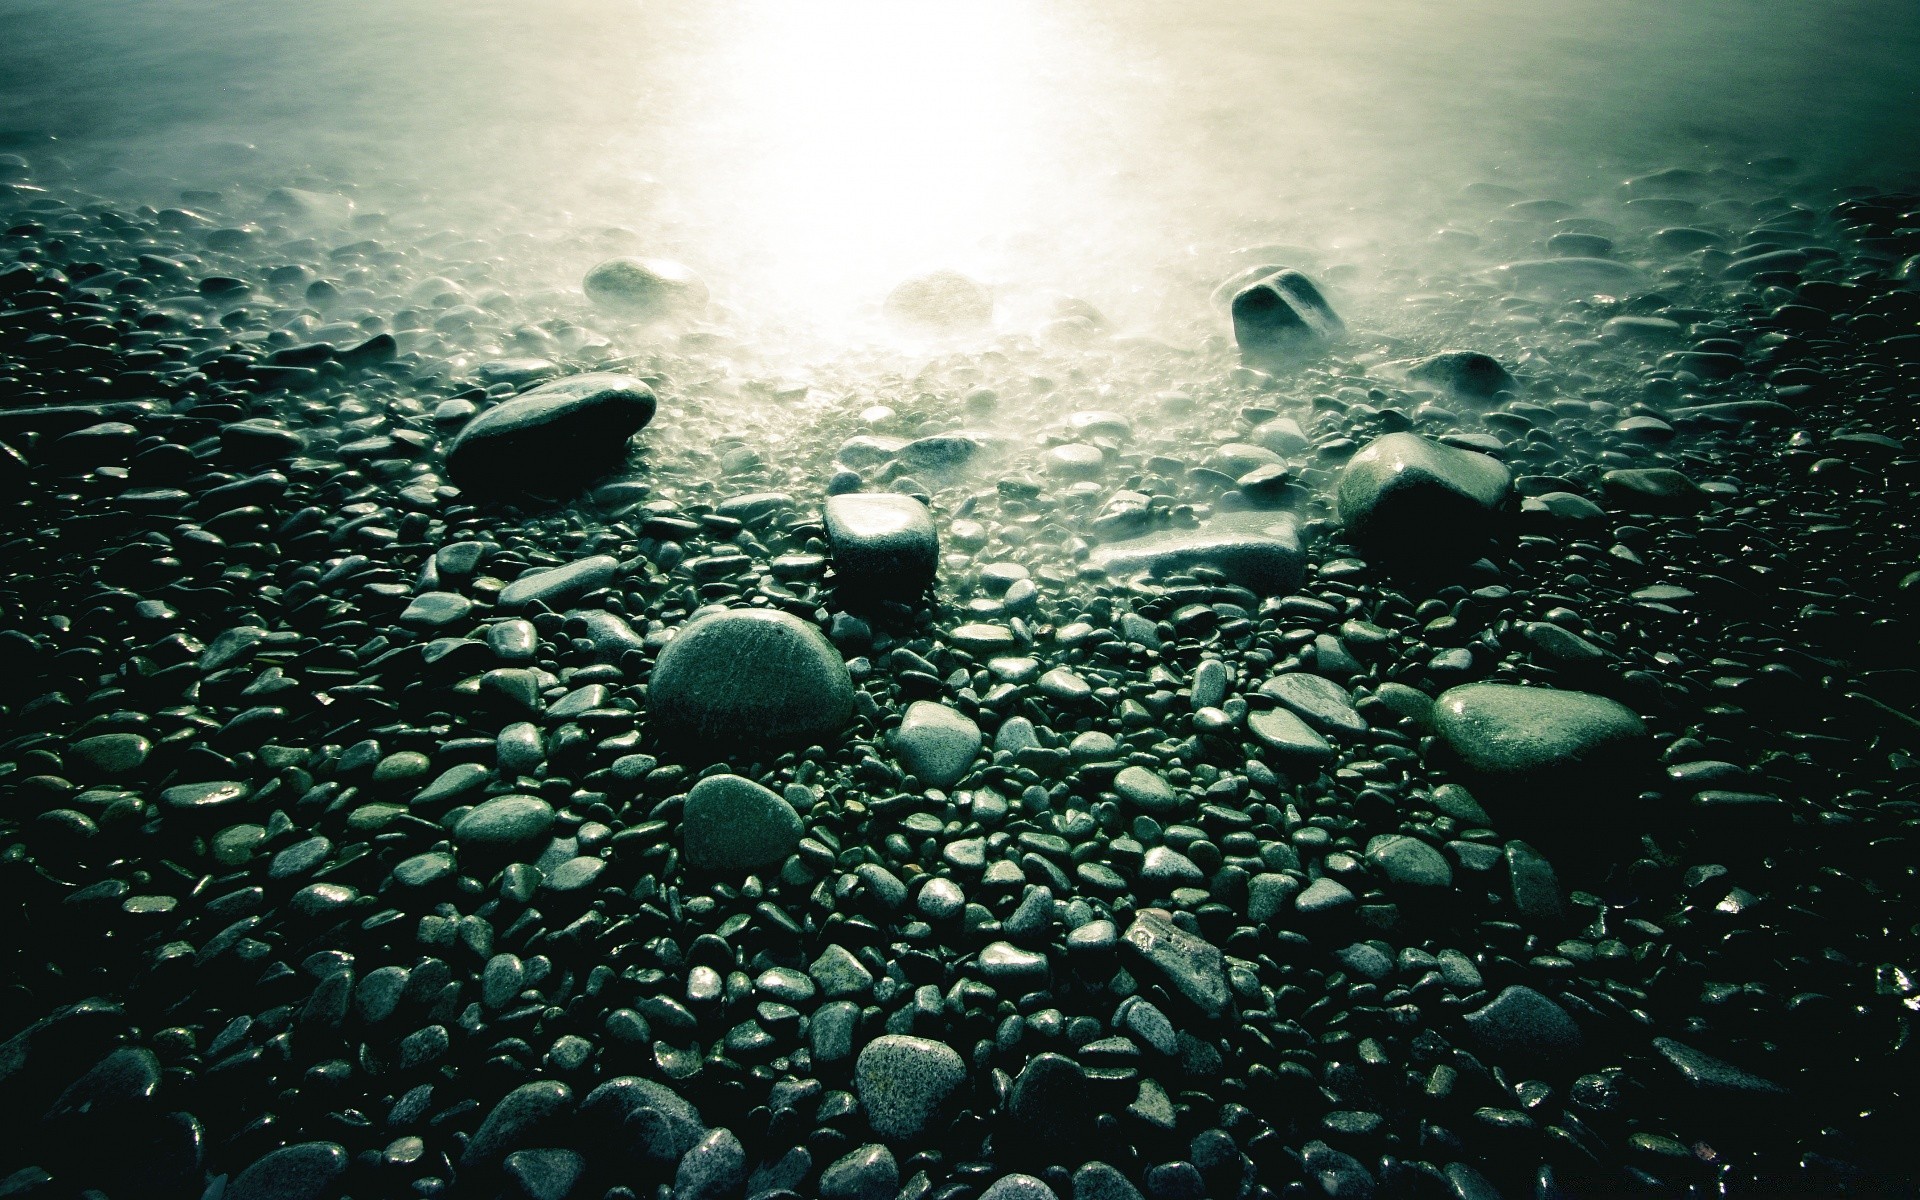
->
[[213, 823, 266, 865], [1603, 314, 1686, 341], [683, 774, 804, 870], [949, 623, 1018, 655], [674, 1129, 745, 1200], [918, 877, 966, 920], [1431, 683, 1650, 786], [825, 492, 939, 595], [498, 555, 619, 610], [892, 702, 982, 790], [291, 882, 359, 916], [462, 1080, 574, 1169], [445, 373, 657, 500], [1600, 467, 1707, 513], [476, 356, 560, 387], [400, 591, 473, 628], [1073, 1163, 1146, 1200], [1065, 410, 1131, 440], [1038, 667, 1092, 701], [979, 1176, 1060, 1200], [1251, 416, 1309, 454], [1296, 876, 1356, 913], [1231, 269, 1343, 366], [1069, 731, 1120, 763], [582, 1077, 707, 1166], [544, 857, 606, 892], [979, 562, 1029, 595], [47, 1046, 162, 1117], [884, 270, 992, 330], [1237, 462, 1293, 500], [1045, 443, 1107, 479], [392, 851, 455, 888], [161, 780, 249, 811], [1463, 985, 1583, 1061], [1206, 442, 1283, 478], [414, 762, 490, 807], [453, 795, 556, 849], [1365, 834, 1453, 890], [1336, 432, 1511, 560], [372, 751, 432, 783], [856, 1034, 967, 1140], [648, 609, 854, 752], [504, 1149, 584, 1200], [1614, 415, 1675, 442], [1114, 766, 1180, 814], [69, 733, 149, 775], [226, 1142, 347, 1200], [1248, 707, 1334, 768], [582, 256, 708, 318], [1520, 491, 1606, 525], [1259, 673, 1366, 735], [1406, 350, 1517, 399]]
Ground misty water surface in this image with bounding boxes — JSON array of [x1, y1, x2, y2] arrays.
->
[[3, 0, 1918, 344]]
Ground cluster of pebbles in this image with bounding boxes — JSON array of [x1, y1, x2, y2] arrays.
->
[[1, 149, 1919, 1200]]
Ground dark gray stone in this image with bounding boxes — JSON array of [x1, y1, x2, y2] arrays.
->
[[1231, 269, 1342, 364], [1463, 985, 1583, 1061], [855, 1034, 966, 1140], [1336, 433, 1511, 560], [825, 492, 938, 595], [1123, 910, 1229, 1017], [445, 373, 656, 499], [683, 774, 804, 870], [647, 609, 854, 752]]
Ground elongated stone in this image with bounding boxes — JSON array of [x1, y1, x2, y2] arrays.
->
[[445, 373, 656, 500], [1123, 910, 1229, 1017], [1089, 512, 1304, 593], [1431, 683, 1649, 787]]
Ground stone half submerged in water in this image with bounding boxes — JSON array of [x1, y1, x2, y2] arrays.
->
[[1088, 511, 1305, 594], [582, 256, 709, 319], [1230, 268, 1342, 367], [445, 372, 656, 501], [1405, 350, 1518, 400], [1486, 256, 1646, 298], [884, 270, 993, 331]]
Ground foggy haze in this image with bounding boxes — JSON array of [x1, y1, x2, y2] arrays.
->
[[5, 0, 1918, 343]]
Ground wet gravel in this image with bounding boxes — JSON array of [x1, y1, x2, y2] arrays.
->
[[1, 154, 1919, 1200]]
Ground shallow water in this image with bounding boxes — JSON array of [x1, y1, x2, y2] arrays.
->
[[5, 0, 1918, 339]]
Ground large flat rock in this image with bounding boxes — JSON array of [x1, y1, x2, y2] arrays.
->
[[1089, 512, 1304, 593]]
